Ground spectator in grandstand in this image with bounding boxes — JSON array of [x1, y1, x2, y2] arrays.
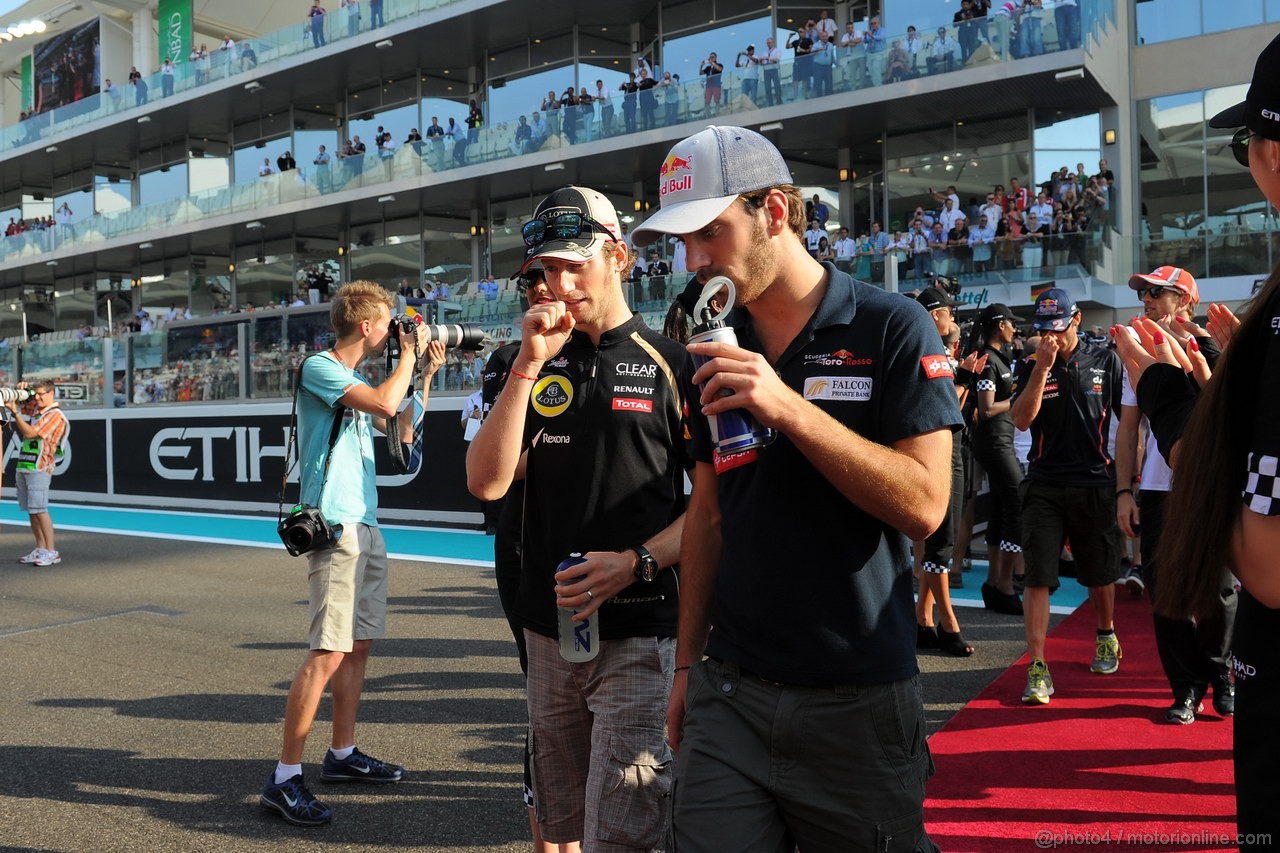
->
[[864, 15, 887, 87], [928, 25, 961, 75], [477, 274, 500, 316]]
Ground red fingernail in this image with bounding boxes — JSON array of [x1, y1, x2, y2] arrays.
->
[[1153, 330, 1165, 344], [1175, 316, 1188, 324], [1188, 337, 1200, 352]]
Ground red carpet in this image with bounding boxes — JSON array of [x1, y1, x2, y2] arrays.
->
[[925, 594, 1237, 852]]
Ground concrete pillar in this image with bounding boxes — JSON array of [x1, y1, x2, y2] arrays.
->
[[133, 10, 154, 74]]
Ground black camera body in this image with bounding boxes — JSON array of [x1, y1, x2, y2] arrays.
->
[[277, 504, 343, 557], [385, 313, 487, 369]]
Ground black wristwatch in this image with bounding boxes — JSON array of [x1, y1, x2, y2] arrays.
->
[[631, 545, 659, 582]]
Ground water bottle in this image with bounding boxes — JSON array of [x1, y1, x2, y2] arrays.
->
[[687, 276, 772, 455], [556, 553, 599, 662]]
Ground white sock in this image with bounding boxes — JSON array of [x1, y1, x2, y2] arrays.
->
[[274, 762, 302, 785], [329, 745, 355, 760]]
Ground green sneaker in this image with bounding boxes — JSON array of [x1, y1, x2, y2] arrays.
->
[[1022, 659, 1054, 705], [1091, 633, 1123, 674]]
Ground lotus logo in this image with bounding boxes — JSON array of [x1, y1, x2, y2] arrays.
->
[[531, 376, 573, 417]]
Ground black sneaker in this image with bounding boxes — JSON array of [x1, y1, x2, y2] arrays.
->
[[1164, 694, 1203, 725], [260, 772, 333, 826], [319, 747, 405, 783]]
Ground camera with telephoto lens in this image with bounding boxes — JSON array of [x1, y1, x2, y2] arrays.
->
[[385, 313, 487, 368], [933, 275, 961, 299], [0, 387, 33, 404], [277, 504, 343, 557]]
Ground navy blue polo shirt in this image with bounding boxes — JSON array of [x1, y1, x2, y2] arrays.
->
[[690, 264, 963, 685], [1012, 337, 1123, 487]]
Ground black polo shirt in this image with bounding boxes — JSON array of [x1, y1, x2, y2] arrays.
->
[[515, 313, 694, 641], [1012, 337, 1122, 487], [481, 343, 523, 544], [689, 264, 963, 685], [1244, 285, 1280, 516], [974, 345, 1017, 445]]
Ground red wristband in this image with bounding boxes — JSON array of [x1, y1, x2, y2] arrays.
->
[[510, 368, 539, 382]]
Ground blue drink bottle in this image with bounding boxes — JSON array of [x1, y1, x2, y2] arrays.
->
[[687, 276, 772, 455], [556, 553, 599, 662]]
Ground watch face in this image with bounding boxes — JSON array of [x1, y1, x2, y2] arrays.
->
[[641, 558, 658, 582]]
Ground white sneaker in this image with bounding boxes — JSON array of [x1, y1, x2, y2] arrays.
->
[[18, 548, 44, 564], [33, 550, 60, 566]]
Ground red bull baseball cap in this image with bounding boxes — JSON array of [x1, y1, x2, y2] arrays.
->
[[516, 186, 622, 276], [1208, 31, 1280, 141], [1127, 265, 1199, 304], [1032, 287, 1079, 332], [630, 125, 794, 247]]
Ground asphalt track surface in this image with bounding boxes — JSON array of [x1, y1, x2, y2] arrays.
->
[[0, 521, 1065, 852]]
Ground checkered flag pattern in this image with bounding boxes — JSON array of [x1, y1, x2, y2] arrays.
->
[[999, 540, 1023, 553], [976, 379, 996, 392], [922, 560, 949, 574], [1244, 452, 1280, 516]]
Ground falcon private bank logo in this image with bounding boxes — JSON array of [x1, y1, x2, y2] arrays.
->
[[659, 154, 694, 197]]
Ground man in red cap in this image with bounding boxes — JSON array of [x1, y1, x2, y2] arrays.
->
[[1114, 266, 1235, 725]]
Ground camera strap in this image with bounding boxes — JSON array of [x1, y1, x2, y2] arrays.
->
[[277, 352, 346, 525]]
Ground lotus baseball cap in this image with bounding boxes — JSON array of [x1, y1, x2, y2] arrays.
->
[[1127, 265, 1198, 304], [1208, 32, 1280, 139], [630, 125, 793, 247], [978, 303, 1024, 325], [1032, 287, 1079, 332], [915, 286, 956, 312], [516, 186, 621, 275]]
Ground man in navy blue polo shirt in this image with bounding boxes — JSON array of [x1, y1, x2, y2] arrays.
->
[[1011, 288, 1125, 705], [634, 125, 958, 853]]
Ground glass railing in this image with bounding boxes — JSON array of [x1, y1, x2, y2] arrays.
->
[[1, 1, 1115, 265], [1137, 228, 1280, 283], [1, 0, 463, 152], [12, 233, 1127, 411]]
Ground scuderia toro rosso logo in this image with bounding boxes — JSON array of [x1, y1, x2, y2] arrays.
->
[[532, 376, 573, 417], [659, 153, 694, 198]]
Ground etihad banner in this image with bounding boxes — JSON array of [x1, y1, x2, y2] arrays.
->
[[157, 0, 192, 65]]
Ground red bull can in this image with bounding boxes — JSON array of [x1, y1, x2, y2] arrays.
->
[[688, 276, 772, 456], [556, 553, 599, 662]]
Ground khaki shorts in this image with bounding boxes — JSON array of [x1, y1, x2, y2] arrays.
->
[[307, 523, 388, 652], [525, 630, 675, 850], [16, 470, 51, 513]]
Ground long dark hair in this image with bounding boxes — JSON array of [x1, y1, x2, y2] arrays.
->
[[1156, 266, 1280, 619]]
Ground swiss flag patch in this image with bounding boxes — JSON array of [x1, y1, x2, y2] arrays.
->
[[921, 356, 955, 380]]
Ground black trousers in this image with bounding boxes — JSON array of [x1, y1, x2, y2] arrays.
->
[[1143, 489, 1236, 698], [922, 434, 966, 569], [971, 429, 1022, 550], [1233, 589, 1280, 849]]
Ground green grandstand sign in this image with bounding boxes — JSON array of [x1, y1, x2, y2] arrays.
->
[[20, 55, 31, 111], [157, 0, 191, 65]]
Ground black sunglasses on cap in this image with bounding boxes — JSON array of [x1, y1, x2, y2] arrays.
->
[[1137, 285, 1179, 300], [515, 270, 546, 293], [1230, 127, 1256, 168], [521, 212, 617, 248]]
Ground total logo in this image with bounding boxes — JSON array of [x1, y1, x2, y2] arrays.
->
[[616, 362, 658, 378], [612, 397, 653, 413], [658, 153, 694, 198], [532, 376, 573, 417], [803, 349, 874, 367]]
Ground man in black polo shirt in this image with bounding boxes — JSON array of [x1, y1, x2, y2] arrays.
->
[[1010, 287, 1125, 705], [467, 186, 692, 851], [634, 125, 957, 852]]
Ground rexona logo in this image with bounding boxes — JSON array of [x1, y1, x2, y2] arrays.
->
[[920, 356, 955, 380], [803, 376, 873, 401], [803, 349, 874, 367], [612, 397, 653, 413], [531, 428, 571, 447], [658, 153, 694, 198], [616, 362, 658, 378], [532, 376, 573, 417]]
